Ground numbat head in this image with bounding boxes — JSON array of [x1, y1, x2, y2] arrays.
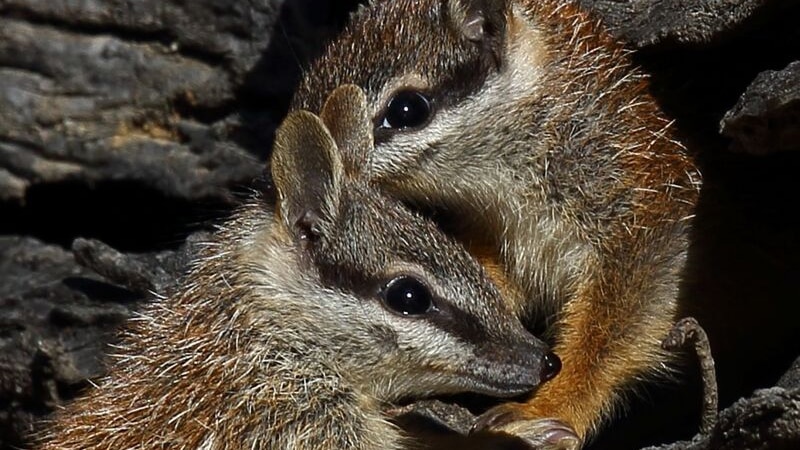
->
[[294, 0, 700, 266], [293, 0, 701, 445], [34, 85, 555, 450]]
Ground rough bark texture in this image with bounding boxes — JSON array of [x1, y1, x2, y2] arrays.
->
[[720, 60, 800, 154], [1, 0, 799, 449]]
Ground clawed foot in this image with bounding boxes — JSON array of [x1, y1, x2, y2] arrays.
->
[[471, 405, 582, 450]]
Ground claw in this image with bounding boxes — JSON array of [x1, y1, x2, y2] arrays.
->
[[472, 404, 524, 433], [472, 405, 581, 450]]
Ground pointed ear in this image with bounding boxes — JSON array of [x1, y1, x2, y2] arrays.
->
[[320, 84, 373, 178], [271, 110, 344, 242], [446, 0, 509, 65]]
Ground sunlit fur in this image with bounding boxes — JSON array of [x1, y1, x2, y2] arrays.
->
[[294, 0, 702, 442], [34, 90, 549, 449]]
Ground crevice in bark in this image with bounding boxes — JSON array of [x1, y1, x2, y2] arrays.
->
[[0, 180, 232, 252]]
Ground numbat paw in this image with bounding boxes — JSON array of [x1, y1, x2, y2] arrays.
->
[[472, 405, 581, 450]]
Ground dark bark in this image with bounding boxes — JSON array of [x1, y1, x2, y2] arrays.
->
[[1, 0, 799, 449], [721, 61, 800, 154]]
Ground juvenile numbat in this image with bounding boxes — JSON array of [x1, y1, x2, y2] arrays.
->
[[34, 86, 559, 449], [294, 0, 702, 446]]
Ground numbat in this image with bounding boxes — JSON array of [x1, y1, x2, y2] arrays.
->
[[293, 0, 701, 447], [34, 86, 559, 449]]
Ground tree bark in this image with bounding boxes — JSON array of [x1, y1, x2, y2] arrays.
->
[[1, 0, 799, 448]]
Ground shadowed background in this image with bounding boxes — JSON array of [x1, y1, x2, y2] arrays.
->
[[1, 0, 799, 448]]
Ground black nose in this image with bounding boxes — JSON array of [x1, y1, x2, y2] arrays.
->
[[540, 352, 561, 382]]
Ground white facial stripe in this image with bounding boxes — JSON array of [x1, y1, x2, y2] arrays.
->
[[370, 10, 548, 172]]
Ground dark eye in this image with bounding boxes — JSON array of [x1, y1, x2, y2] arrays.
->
[[380, 90, 432, 130], [381, 275, 433, 316]]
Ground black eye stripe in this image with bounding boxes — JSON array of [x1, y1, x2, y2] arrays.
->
[[313, 260, 490, 346], [420, 298, 489, 348]]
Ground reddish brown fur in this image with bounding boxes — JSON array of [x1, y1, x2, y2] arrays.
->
[[293, 0, 700, 444], [34, 227, 266, 448], [492, 1, 699, 438], [34, 84, 561, 450]]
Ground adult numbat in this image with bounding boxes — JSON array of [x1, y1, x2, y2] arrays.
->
[[33, 85, 560, 449], [294, 0, 701, 446]]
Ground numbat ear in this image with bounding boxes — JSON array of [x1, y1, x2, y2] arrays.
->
[[320, 84, 373, 178], [271, 110, 344, 243], [446, 0, 509, 65]]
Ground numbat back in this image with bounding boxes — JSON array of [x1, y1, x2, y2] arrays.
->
[[34, 86, 556, 449], [294, 0, 701, 447]]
